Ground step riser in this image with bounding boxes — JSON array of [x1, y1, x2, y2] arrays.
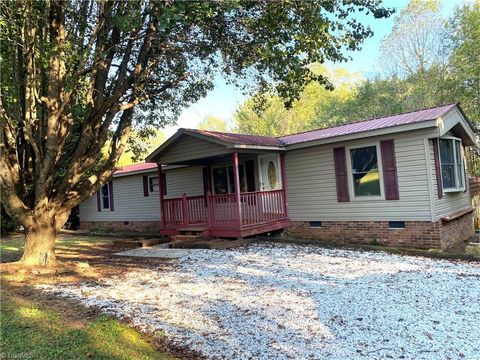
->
[[170, 235, 204, 242]]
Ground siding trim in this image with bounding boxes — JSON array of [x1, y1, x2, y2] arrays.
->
[[432, 138, 443, 199], [424, 138, 436, 221]]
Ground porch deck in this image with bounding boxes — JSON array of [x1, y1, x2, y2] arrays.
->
[[160, 190, 290, 238]]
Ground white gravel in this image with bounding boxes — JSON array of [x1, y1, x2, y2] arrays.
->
[[39, 244, 480, 359]]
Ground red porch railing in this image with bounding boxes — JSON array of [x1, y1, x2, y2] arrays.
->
[[186, 195, 208, 224], [162, 190, 288, 231], [208, 193, 239, 229], [240, 190, 286, 227], [163, 194, 208, 227], [163, 197, 183, 227]]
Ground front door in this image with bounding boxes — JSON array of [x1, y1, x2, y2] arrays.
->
[[258, 154, 282, 191]]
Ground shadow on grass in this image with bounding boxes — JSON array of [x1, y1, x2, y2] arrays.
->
[[0, 288, 174, 360]]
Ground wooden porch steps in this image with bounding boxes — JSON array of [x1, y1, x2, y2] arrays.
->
[[170, 234, 204, 242], [170, 227, 207, 242]]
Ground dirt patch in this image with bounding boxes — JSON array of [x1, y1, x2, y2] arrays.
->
[[2, 281, 203, 360], [0, 233, 205, 360]]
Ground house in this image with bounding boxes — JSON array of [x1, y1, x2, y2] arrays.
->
[[79, 103, 476, 249]]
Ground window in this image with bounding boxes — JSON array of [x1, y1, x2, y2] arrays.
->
[[101, 184, 110, 209], [349, 145, 381, 197], [439, 138, 465, 191], [149, 176, 159, 192], [213, 167, 228, 194], [212, 165, 246, 194]]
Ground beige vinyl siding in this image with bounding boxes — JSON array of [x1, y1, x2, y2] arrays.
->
[[79, 166, 204, 221], [428, 139, 470, 220], [156, 135, 230, 164], [285, 129, 437, 222], [164, 166, 204, 199], [79, 171, 160, 222]]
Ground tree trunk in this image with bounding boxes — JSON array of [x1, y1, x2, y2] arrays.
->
[[21, 222, 57, 266]]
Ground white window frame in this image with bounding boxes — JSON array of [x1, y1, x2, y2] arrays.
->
[[346, 142, 385, 201], [211, 163, 247, 194], [149, 176, 159, 192], [101, 183, 110, 210], [438, 136, 466, 192]]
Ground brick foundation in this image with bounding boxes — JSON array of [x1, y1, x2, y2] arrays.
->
[[439, 211, 475, 250], [287, 212, 474, 250], [80, 221, 161, 233]]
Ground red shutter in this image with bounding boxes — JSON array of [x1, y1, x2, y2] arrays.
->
[[161, 173, 167, 195], [380, 139, 400, 200], [143, 175, 149, 197], [245, 160, 256, 192], [108, 181, 114, 211], [333, 147, 350, 202], [432, 138, 443, 199], [96, 191, 101, 212]]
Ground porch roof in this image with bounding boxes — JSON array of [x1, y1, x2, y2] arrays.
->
[[146, 128, 285, 164]]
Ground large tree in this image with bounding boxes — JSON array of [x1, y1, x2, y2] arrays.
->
[[379, 0, 448, 78], [197, 115, 228, 132], [0, 0, 393, 266], [448, 2, 480, 123]]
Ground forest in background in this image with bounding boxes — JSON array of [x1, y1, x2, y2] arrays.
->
[[120, 0, 478, 171], [233, 0, 479, 135]]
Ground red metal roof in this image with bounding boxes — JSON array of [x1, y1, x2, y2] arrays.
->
[[279, 103, 457, 145], [185, 129, 285, 147], [148, 104, 463, 163], [185, 104, 458, 148], [114, 162, 157, 175]]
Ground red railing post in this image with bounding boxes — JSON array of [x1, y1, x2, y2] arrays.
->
[[207, 191, 213, 229], [157, 164, 166, 227], [182, 193, 188, 226], [232, 152, 243, 229]]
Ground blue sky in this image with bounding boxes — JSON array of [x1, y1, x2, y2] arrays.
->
[[164, 0, 465, 136]]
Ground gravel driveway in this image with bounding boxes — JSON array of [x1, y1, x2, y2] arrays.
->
[[40, 244, 480, 359]]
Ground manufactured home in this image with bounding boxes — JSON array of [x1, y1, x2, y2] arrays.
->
[[79, 103, 476, 249]]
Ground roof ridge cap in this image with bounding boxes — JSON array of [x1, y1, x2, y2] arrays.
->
[[187, 128, 280, 139]]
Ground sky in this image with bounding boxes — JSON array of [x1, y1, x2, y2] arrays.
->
[[163, 0, 466, 137]]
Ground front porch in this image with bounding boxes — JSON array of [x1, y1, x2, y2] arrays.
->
[[160, 188, 290, 238], [147, 129, 290, 238]]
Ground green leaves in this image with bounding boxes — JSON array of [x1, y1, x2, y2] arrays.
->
[[0, 0, 395, 228]]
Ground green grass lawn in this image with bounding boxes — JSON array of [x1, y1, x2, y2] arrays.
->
[[1, 233, 178, 359], [0, 233, 108, 254], [0, 233, 111, 263], [0, 288, 175, 360]]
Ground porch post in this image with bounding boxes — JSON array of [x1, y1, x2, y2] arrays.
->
[[182, 193, 188, 226], [232, 152, 243, 228], [280, 152, 289, 218], [207, 191, 213, 229], [157, 164, 166, 227]]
